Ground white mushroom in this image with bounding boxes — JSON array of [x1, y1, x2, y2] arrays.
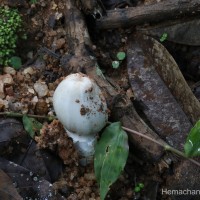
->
[[53, 73, 108, 164]]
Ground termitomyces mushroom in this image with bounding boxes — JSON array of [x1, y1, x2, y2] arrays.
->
[[53, 73, 108, 163]]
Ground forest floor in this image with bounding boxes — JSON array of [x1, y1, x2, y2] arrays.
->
[[0, 0, 200, 200]]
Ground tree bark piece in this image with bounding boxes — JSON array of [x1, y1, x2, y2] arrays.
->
[[127, 34, 192, 151], [149, 36, 200, 124], [64, 0, 92, 56], [97, 0, 200, 29]]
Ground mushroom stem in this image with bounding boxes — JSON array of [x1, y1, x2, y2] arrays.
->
[[66, 130, 97, 165]]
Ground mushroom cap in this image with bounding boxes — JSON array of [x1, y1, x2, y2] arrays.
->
[[53, 73, 108, 136]]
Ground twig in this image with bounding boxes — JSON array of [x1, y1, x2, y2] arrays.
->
[[121, 125, 200, 167], [0, 112, 57, 121]]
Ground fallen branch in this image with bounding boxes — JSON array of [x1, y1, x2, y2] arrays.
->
[[97, 0, 200, 29]]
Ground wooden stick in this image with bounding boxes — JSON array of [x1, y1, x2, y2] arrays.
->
[[97, 0, 200, 29]]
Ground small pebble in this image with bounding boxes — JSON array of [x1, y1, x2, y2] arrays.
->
[[28, 88, 35, 94], [3, 67, 16, 75], [0, 74, 14, 98], [1, 74, 14, 85], [34, 82, 49, 97], [23, 67, 34, 75]]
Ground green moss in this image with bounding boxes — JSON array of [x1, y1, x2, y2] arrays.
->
[[0, 7, 23, 66]]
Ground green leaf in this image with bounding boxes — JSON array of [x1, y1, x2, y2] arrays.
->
[[9, 56, 22, 69], [138, 183, 144, 189], [22, 115, 43, 138], [112, 61, 120, 69], [94, 122, 129, 200], [117, 52, 126, 61], [134, 186, 141, 193], [184, 120, 200, 157], [160, 33, 168, 42], [21, 34, 27, 40]]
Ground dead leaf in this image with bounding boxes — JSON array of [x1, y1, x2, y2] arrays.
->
[[0, 169, 23, 200], [0, 157, 66, 200]]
